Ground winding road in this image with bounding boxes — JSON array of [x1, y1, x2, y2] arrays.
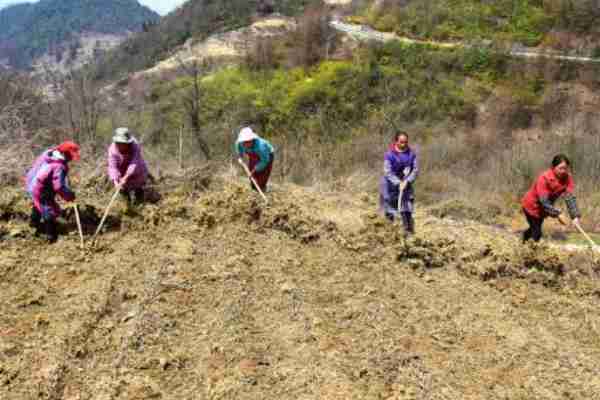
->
[[330, 19, 600, 64]]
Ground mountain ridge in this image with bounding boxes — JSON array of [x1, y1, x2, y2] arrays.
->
[[0, 0, 159, 69]]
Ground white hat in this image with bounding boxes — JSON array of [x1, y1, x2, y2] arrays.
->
[[113, 127, 135, 144], [237, 126, 258, 143]]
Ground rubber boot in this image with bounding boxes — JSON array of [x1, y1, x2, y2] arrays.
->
[[385, 212, 395, 222], [132, 188, 145, 205], [43, 219, 58, 243], [30, 207, 43, 236], [401, 212, 415, 237]]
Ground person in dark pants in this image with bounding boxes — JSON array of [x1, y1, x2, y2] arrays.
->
[[108, 127, 149, 206], [521, 154, 581, 243], [379, 131, 419, 236], [236, 126, 275, 192], [25, 141, 80, 243]]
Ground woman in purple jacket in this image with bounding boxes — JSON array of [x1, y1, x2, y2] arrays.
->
[[380, 132, 419, 235], [107, 127, 148, 205], [25, 141, 80, 242]]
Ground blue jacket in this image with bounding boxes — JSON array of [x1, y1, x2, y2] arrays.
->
[[380, 145, 418, 213], [237, 137, 274, 172]]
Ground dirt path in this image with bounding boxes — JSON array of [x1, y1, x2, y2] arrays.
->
[[1, 180, 599, 399], [330, 19, 600, 64]]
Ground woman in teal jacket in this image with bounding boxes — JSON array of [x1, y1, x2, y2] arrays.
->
[[236, 127, 274, 192]]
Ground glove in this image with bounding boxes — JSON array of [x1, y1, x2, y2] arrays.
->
[[557, 213, 569, 226], [572, 217, 581, 227]]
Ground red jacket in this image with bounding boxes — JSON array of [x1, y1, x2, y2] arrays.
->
[[521, 169, 574, 219]]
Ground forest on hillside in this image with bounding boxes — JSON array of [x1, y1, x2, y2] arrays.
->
[[0, 0, 159, 69]]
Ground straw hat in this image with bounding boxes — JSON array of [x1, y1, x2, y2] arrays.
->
[[112, 127, 135, 144]]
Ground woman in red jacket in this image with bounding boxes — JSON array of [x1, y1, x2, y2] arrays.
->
[[521, 154, 581, 242]]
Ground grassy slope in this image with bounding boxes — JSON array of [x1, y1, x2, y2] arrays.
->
[[356, 0, 600, 48], [142, 42, 510, 146]]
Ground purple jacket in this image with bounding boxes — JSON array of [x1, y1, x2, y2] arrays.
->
[[25, 149, 75, 218], [107, 141, 148, 190], [380, 145, 418, 213]]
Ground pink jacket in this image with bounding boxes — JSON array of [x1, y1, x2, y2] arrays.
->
[[25, 149, 75, 218], [107, 141, 148, 190]]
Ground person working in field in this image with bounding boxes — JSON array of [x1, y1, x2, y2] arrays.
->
[[107, 127, 149, 206], [380, 131, 419, 236], [521, 154, 581, 243], [236, 126, 274, 192], [25, 141, 80, 243]]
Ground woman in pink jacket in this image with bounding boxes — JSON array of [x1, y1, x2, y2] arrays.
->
[[107, 127, 148, 205], [25, 141, 80, 243]]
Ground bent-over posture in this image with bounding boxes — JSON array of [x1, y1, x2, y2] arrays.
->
[[107, 127, 149, 206], [25, 141, 79, 243], [236, 126, 274, 192], [521, 154, 581, 242]]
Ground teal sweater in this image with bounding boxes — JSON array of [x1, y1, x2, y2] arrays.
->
[[237, 138, 274, 172]]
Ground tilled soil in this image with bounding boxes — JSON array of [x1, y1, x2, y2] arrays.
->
[[1, 177, 599, 399]]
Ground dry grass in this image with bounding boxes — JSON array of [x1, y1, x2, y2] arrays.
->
[[1, 172, 600, 399]]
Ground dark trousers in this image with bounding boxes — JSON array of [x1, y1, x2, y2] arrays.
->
[[401, 212, 415, 235], [385, 211, 415, 235], [523, 209, 544, 243], [121, 188, 144, 206], [248, 154, 274, 192], [30, 207, 58, 243]]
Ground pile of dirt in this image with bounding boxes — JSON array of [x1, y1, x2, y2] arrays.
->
[[1, 177, 600, 399], [0, 188, 30, 222], [427, 198, 505, 225]]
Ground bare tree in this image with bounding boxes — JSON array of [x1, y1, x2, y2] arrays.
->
[[288, 2, 335, 68], [0, 72, 51, 183], [176, 56, 212, 160], [62, 68, 103, 150]]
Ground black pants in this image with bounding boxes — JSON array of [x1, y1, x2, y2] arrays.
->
[[523, 209, 544, 243], [30, 207, 58, 243], [385, 211, 415, 235], [401, 212, 415, 235], [121, 188, 144, 206]]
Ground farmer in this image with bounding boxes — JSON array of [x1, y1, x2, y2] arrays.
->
[[25, 141, 80, 243], [521, 154, 581, 243], [107, 127, 149, 206], [236, 126, 274, 192], [380, 131, 419, 235]]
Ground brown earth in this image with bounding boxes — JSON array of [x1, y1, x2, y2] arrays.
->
[[1, 168, 600, 399]]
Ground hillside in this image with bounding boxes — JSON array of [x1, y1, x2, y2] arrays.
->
[[359, 0, 600, 54], [138, 15, 297, 77], [93, 0, 314, 80], [0, 171, 599, 398], [0, 0, 159, 69]]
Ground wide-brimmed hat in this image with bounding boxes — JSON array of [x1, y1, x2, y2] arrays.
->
[[113, 127, 135, 144], [237, 126, 259, 143]]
